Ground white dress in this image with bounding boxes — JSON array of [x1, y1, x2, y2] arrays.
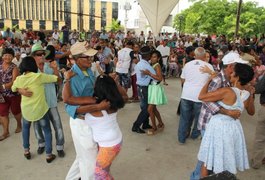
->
[[198, 87, 250, 174]]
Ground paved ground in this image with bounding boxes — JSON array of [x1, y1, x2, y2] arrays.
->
[[0, 78, 265, 180]]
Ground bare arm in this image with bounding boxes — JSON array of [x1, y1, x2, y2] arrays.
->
[[50, 61, 62, 84], [76, 100, 110, 114], [141, 64, 163, 82], [198, 78, 227, 102], [62, 80, 97, 105], [244, 85, 255, 115], [4, 67, 19, 89]]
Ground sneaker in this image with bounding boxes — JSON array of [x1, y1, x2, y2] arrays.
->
[[37, 147, 45, 155], [57, 150, 65, 158]]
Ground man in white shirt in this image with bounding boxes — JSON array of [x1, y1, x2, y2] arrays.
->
[[156, 40, 170, 84], [184, 38, 193, 48], [116, 41, 133, 91], [138, 31, 145, 44], [178, 47, 214, 144], [52, 29, 60, 42]]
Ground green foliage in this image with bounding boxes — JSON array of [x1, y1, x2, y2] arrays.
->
[[106, 19, 124, 32], [173, 0, 265, 37]]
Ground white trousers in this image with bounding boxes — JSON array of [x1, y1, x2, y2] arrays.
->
[[65, 118, 97, 180]]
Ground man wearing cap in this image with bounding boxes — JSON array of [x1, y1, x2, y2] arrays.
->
[[33, 45, 66, 157], [63, 42, 109, 180], [18, 43, 64, 156], [190, 52, 249, 180], [132, 46, 155, 133]]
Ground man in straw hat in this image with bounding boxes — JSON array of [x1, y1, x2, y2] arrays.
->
[[63, 42, 109, 180]]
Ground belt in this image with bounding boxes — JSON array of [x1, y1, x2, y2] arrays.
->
[[137, 85, 148, 87]]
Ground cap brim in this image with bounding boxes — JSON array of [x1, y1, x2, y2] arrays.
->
[[82, 49, 98, 56], [235, 58, 249, 64]]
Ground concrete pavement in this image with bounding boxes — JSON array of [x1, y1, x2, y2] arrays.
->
[[0, 78, 264, 180]]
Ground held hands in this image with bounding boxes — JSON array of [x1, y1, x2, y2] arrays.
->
[[64, 70, 76, 80], [50, 61, 58, 70], [200, 65, 216, 80], [98, 99, 111, 110], [141, 69, 151, 76], [109, 73, 119, 84], [244, 84, 255, 95]]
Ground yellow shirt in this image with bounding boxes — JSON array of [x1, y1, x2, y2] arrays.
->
[[12, 72, 58, 121]]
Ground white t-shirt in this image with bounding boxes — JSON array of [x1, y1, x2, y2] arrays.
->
[[116, 47, 132, 74], [184, 41, 193, 47], [85, 110, 122, 147], [156, 45, 170, 65], [52, 32, 59, 40], [181, 60, 214, 102]]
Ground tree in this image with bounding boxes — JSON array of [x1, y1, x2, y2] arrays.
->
[[173, 0, 265, 38], [106, 19, 124, 32]]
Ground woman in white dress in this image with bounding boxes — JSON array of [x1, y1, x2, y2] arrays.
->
[[198, 63, 255, 178]]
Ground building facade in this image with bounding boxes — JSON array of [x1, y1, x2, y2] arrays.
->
[[0, 0, 118, 31]]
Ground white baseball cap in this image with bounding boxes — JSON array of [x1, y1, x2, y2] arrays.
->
[[222, 52, 248, 65], [70, 41, 97, 56]]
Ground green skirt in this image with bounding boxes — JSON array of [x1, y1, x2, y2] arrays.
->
[[148, 84, 168, 105]]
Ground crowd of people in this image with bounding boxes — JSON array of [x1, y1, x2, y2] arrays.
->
[[0, 26, 265, 179]]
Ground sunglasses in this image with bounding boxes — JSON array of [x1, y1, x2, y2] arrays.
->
[[35, 53, 45, 56], [80, 56, 94, 60]]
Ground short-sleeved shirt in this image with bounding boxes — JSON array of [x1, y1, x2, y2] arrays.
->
[[12, 72, 57, 121], [116, 47, 132, 74], [65, 64, 95, 119], [44, 62, 58, 108], [181, 60, 213, 102], [135, 59, 155, 86]]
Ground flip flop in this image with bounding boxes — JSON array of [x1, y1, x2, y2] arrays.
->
[[157, 123, 165, 130], [15, 128, 22, 133], [147, 128, 158, 135], [0, 133, 10, 141]]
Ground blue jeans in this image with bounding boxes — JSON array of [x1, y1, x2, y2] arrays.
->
[[34, 107, 65, 150], [190, 129, 206, 180], [178, 99, 202, 143], [22, 113, 53, 155], [133, 85, 149, 128]]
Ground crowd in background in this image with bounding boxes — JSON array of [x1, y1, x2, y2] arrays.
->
[[0, 25, 265, 179]]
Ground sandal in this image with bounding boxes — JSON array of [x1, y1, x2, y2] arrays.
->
[[147, 128, 158, 135], [157, 123, 165, 130], [15, 128, 22, 133], [24, 151, 31, 160], [163, 82, 168, 86], [0, 133, 10, 141]]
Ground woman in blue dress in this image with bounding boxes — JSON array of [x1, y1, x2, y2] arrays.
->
[[198, 63, 255, 178]]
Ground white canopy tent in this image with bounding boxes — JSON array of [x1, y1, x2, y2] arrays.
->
[[138, 0, 180, 35]]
